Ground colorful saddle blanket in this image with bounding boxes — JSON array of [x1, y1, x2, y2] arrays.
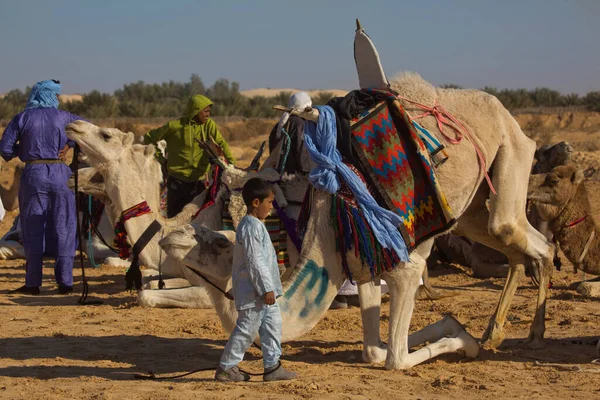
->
[[349, 89, 455, 252]]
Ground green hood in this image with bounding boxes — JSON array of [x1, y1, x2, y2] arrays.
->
[[144, 93, 235, 182], [183, 95, 214, 120]]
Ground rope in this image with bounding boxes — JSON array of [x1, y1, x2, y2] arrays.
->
[[73, 145, 103, 306], [565, 215, 587, 228], [396, 95, 497, 195], [157, 230, 165, 289], [135, 361, 279, 380], [279, 127, 291, 175], [185, 266, 233, 300], [89, 220, 120, 254], [87, 195, 102, 269]]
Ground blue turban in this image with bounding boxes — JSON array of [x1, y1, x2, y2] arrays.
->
[[25, 79, 61, 110]]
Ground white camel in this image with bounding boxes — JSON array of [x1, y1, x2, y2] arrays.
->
[[69, 127, 312, 309], [71, 131, 394, 310], [66, 72, 555, 370]]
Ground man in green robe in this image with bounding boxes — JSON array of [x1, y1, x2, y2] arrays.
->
[[145, 95, 235, 217]]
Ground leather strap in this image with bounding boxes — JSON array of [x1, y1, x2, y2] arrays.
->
[[125, 220, 163, 291], [26, 159, 63, 165]]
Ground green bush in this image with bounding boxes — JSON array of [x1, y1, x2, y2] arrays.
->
[[2, 76, 599, 120]]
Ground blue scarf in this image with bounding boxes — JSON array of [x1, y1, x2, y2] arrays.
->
[[25, 80, 61, 110], [303, 105, 409, 262]]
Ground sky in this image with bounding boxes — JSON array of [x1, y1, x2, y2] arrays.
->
[[0, 0, 598, 95]]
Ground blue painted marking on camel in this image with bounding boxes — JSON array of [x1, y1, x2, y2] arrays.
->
[[283, 260, 329, 318]]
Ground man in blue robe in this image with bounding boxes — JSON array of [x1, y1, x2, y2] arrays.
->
[[0, 79, 84, 295]]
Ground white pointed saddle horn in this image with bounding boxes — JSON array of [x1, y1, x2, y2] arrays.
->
[[272, 105, 320, 123]]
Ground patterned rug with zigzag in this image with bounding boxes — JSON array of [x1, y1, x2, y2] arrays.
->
[[348, 89, 455, 253]]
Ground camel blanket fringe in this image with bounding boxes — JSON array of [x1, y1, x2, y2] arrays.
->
[[331, 191, 400, 283]]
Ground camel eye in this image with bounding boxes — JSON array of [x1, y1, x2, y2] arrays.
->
[[101, 132, 112, 141], [546, 175, 560, 186]]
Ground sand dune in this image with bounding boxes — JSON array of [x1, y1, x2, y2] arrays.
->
[[240, 88, 348, 98], [0, 93, 82, 102]]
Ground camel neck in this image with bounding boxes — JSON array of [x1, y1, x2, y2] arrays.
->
[[275, 191, 347, 341]]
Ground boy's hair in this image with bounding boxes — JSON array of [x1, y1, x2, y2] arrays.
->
[[242, 178, 273, 208]]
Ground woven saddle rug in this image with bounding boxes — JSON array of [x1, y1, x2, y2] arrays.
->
[[350, 89, 455, 252]]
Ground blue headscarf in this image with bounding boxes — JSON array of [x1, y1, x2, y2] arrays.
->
[[25, 80, 61, 110]]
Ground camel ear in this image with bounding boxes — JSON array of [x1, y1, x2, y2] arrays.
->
[[122, 132, 135, 147], [571, 169, 585, 186], [144, 144, 156, 158]]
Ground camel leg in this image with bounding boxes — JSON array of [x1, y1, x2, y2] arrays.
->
[[459, 214, 552, 348], [407, 314, 477, 355], [481, 254, 526, 347], [357, 277, 386, 363], [383, 254, 478, 369], [141, 269, 186, 288], [357, 239, 435, 363], [383, 257, 422, 369], [417, 265, 445, 300], [138, 286, 214, 308], [576, 280, 600, 297], [525, 225, 555, 349], [452, 131, 554, 348]]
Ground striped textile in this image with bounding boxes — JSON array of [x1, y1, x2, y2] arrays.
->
[[350, 90, 455, 251]]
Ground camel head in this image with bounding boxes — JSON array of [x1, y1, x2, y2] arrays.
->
[[528, 165, 585, 221], [159, 224, 235, 283], [66, 120, 162, 214], [65, 120, 144, 167], [533, 141, 573, 174]]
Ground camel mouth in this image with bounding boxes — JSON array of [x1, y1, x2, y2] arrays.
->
[[65, 121, 88, 136], [158, 232, 196, 252], [565, 145, 574, 154], [527, 193, 552, 205]]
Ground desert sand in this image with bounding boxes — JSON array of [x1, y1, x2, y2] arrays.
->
[[0, 121, 599, 399]]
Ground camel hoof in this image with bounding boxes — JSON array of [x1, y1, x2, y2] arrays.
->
[[362, 344, 387, 364], [481, 327, 505, 349], [526, 332, 546, 350], [456, 330, 480, 359], [416, 286, 443, 300], [384, 358, 411, 371], [443, 315, 467, 336], [576, 281, 600, 298], [526, 340, 546, 350]]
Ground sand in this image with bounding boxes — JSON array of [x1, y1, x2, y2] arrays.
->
[[0, 128, 599, 399]]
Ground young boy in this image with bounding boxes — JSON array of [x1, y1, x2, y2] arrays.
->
[[215, 178, 297, 382]]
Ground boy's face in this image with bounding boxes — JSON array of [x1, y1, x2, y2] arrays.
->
[[195, 106, 211, 124], [251, 191, 275, 220]]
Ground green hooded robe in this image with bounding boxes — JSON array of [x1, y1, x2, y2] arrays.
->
[[144, 95, 235, 182]]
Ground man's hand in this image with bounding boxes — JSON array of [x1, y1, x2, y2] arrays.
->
[[264, 291, 275, 305], [58, 144, 69, 162]]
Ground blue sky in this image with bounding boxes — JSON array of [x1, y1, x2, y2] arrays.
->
[[1, 0, 598, 95]]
